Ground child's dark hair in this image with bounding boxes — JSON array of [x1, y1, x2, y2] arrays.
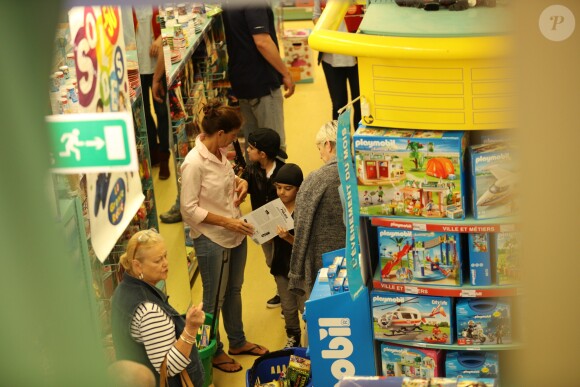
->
[[201, 99, 242, 135]]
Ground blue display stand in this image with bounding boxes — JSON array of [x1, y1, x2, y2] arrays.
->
[[304, 268, 376, 385]]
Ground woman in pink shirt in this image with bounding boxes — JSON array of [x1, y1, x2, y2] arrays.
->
[[180, 100, 269, 373]]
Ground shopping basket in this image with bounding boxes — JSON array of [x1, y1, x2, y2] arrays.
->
[[245, 347, 313, 387]]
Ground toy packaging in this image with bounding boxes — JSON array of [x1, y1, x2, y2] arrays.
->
[[469, 142, 517, 219], [354, 127, 468, 219], [378, 227, 463, 287], [456, 299, 511, 345], [494, 232, 520, 286], [286, 355, 311, 387], [445, 351, 500, 379], [282, 29, 313, 84], [381, 342, 443, 378], [337, 376, 497, 387], [468, 233, 492, 286], [371, 291, 454, 344]]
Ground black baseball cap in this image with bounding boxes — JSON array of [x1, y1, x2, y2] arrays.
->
[[273, 163, 303, 187], [248, 128, 288, 160]]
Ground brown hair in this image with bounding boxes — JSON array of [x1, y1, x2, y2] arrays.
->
[[119, 229, 164, 276], [201, 99, 242, 135]]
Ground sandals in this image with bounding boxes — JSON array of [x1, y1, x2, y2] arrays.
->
[[212, 358, 243, 373], [228, 344, 269, 357]]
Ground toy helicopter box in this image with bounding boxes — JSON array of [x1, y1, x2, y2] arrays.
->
[[494, 232, 520, 286], [445, 351, 500, 379], [468, 233, 492, 286], [377, 227, 463, 287], [371, 291, 454, 344], [456, 298, 511, 346], [380, 342, 443, 378], [469, 142, 516, 219], [354, 126, 468, 219]]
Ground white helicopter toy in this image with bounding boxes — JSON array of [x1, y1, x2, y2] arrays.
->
[[376, 297, 447, 336]]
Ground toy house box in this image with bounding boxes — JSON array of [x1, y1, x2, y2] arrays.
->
[[354, 127, 468, 219], [456, 298, 511, 346], [282, 29, 313, 84], [378, 227, 463, 287], [494, 232, 520, 286], [469, 142, 516, 219], [371, 291, 454, 344], [381, 342, 443, 378]]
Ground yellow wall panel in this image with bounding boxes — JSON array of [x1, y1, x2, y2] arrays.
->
[[372, 65, 464, 81], [375, 94, 465, 110], [373, 79, 465, 95]]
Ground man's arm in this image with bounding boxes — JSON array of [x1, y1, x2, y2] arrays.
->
[[152, 45, 166, 103], [252, 33, 295, 98]]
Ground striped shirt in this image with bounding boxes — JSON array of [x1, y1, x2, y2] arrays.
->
[[130, 302, 191, 376]]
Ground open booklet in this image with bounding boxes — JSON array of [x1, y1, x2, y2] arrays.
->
[[241, 198, 294, 245]]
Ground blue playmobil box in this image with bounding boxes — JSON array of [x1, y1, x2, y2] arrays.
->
[[445, 351, 500, 379], [456, 298, 511, 346], [371, 291, 454, 344], [337, 376, 497, 386], [378, 227, 463, 287], [494, 232, 520, 286], [354, 126, 468, 219], [381, 342, 443, 378], [468, 233, 492, 286], [469, 142, 517, 220]]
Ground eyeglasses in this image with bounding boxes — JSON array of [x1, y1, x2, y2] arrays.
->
[[133, 228, 159, 261]]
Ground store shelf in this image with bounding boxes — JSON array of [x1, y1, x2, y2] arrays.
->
[[370, 216, 517, 233], [130, 85, 142, 108], [167, 17, 214, 85], [377, 338, 523, 351], [372, 267, 521, 298], [281, 6, 313, 20]]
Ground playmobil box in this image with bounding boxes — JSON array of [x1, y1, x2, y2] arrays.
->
[[371, 291, 454, 344], [337, 377, 497, 386], [456, 298, 511, 346], [468, 233, 492, 286], [445, 351, 500, 379], [378, 227, 463, 287], [354, 126, 468, 219], [282, 29, 313, 84], [469, 142, 517, 219], [380, 342, 443, 378], [494, 232, 520, 286]]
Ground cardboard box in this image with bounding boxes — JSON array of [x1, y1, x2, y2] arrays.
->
[[468, 233, 492, 286], [381, 342, 443, 378], [469, 142, 516, 219], [378, 227, 463, 287], [445, 351, 500, 379], [354, 127, 467, 219], [456, 298, 511, 345], [371, 291, 454, 344], [494, 232, 520, 286], [282, 29, 313, 84]]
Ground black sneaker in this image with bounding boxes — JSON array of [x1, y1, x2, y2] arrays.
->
[[284, 334, 301, 349], [266, 294, 281, 308], [160, 204, 182, 224]]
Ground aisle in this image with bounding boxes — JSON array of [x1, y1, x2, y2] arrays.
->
[[191, 19, 333, 386]]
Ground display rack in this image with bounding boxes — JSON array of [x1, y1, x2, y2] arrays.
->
[[370, 216, 517, 234]]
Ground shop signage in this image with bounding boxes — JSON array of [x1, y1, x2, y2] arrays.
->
[[46, 112, 137, 173]]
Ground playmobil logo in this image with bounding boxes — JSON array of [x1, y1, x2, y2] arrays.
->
[[355, 138, 397, 149], [475, 153, 511, 164], [318, 318, 355, 386], [383, 347, 406, 355], [379, 230, 412, 238], [373, 295, 405, 304], [462, 370, 482, 375], [474, 314, 492, 319]]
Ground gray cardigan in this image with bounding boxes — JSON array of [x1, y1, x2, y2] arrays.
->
[[288, 158, 346, 296]]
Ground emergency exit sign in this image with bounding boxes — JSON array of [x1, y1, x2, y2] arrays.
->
[[46, 112, 137, 173]]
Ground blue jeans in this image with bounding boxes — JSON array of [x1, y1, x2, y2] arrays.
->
[[193, 235, 248, 355]]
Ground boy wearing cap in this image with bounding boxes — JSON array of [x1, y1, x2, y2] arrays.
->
[[272, 163, 304, 348], [242, 128, 288, 308]]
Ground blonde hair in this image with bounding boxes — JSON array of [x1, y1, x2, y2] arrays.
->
[[315, 120, 338, 146], [119, 229, 164, 275]]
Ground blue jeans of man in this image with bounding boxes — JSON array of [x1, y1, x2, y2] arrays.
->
[[193, 235, 248, 355]]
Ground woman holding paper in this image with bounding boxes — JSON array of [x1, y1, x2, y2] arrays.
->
[[180, 99, 269, 373]]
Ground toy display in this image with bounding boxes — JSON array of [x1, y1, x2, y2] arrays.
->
[[469, 142, 516, 220], [378, 227, 462, 286], [372, 291, 454, 344], [380, 343, 443, 378], [456, 299, 511, 345], [494, 232, 520, 286], [468, 233, 492, 286], [337, 376, 497, 387], [354, 127, 467, 219], [445, 351, 500, 379], [282, 29, 313, 84]]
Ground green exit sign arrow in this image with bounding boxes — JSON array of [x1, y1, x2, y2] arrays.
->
[[46, 112, 138, 173]]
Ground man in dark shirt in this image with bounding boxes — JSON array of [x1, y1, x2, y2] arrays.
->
[[223, 1, 295, 151]]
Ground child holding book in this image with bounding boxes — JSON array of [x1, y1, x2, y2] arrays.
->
[[271, 163, 304, 348]]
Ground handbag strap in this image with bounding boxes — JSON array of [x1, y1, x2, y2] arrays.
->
[[160, 356, 194, 387]]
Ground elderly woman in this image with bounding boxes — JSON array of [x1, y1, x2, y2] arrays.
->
[[288, 120, 346, 298], [112, 229, 205, 387]]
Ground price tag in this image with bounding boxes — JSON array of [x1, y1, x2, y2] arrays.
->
[[405, 286, 419, 294], [415, 342, 427, 348], [466, 346, 481, 351], [460, 289, 477, 298], [413, 223, 427, 231]]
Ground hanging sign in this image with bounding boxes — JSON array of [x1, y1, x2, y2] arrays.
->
[[336, 109, 365, 300]]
